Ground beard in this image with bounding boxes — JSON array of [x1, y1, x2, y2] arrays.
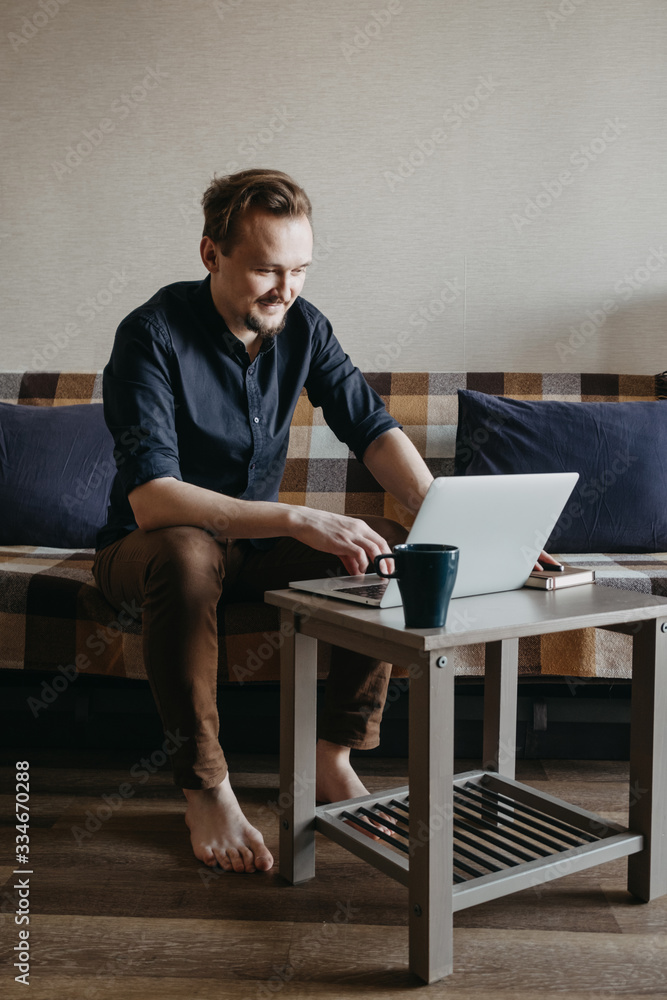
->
[[244, 305, 287, 340]]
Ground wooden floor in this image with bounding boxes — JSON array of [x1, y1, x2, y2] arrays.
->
[[1, 750, 666, 999]]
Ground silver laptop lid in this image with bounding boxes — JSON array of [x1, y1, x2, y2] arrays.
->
[[411, 473, 578, 599], [289, 472, 578, 604]]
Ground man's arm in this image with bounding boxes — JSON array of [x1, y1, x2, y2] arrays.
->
[[361, 427, 434, 515], [362, 428, 560, 570], [129, 477, 394, 577]]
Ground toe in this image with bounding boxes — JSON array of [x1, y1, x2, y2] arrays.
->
[[237, 846, 256, 873], [192, 839, 219, 867], [214, 849, 233, 872], [344, 817, 381, 841], [250, 841, 274, 872], [226, 848, 246, 873]]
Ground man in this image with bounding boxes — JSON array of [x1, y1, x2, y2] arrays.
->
[[93, 168, 435, 874]]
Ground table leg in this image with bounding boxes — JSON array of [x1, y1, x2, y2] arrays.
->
[[408, 649, 455, 984], [628, 615, 667, 902], [482, 638, 519, 779], [279, 612, 318, 885]]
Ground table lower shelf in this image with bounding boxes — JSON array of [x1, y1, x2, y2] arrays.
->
[[315, 770, 643, 911]]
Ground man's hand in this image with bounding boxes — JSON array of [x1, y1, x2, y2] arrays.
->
[[127, 479, 395, 575], [290, 507, 393, 577], [534, 550, 562, 572]]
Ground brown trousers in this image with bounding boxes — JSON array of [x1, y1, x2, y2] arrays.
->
[[91, 516, 407, 789]]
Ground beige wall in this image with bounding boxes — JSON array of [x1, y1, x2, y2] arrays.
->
[[2, 0, 665, 374]]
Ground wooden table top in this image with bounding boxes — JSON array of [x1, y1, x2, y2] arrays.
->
[[265, 585, 667, 652]]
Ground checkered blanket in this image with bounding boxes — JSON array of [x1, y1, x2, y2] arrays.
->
[[1, 371, 664, 683]]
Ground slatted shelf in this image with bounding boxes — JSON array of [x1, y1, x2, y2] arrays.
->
[[315, 771, 643, 908]]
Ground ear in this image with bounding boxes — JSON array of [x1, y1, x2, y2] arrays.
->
[[200, 237, 219, 273]]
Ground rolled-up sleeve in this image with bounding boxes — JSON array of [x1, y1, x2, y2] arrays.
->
[[304, 313, 401, 461], [103, 315, 183, 496]]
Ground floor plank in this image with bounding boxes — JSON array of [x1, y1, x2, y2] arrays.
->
[[601, 877, 667, 934], [0, 793, 75, 829], [2, 919, 665, 999], [541, 759, 631, 783], [0, 914, 293, 998], [286, 925, 667, 993], [0, 756, 664, 999], [5, 983, 659, 1000]]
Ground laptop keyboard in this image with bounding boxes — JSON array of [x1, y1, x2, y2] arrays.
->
[[336, 582, 389, 599]]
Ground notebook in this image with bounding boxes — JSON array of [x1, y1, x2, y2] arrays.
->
[[289, 473, 579, 606]]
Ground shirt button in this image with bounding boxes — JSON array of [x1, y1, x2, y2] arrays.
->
[[253, 416, 260, 423], [248, 368, 254, 376], [250, 463, 256, 469]]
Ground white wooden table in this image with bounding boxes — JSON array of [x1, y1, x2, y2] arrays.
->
[[265, 584, 667, 984]]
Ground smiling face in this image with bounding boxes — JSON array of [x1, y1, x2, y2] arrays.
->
[[201, 208, 313, 343]]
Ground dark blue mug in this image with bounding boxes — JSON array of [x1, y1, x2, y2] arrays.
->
[[374, 543, 459, 629]]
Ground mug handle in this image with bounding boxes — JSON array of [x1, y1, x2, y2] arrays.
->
[[374, 552, 398, 578]]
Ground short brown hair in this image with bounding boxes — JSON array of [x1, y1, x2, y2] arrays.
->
[[201, 168, 312, 254]]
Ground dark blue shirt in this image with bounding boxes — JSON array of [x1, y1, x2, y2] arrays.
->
[[96, 275, 400, 551]]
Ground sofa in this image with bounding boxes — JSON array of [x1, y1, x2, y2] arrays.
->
[[1, 369, 666, 700]]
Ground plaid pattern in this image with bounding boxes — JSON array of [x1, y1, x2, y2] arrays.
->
[[0, 545, 284, 683], [281, 371, 659, 522], [0, 371, 663, 683]]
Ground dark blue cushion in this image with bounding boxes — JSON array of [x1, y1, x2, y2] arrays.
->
[[0, 403, 115, 548], [455, 389, 667, 553]]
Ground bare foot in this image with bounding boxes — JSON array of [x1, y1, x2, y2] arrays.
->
[[315, 739, 390, 841], [315, 739, 373, 803], [183, 773, 274, 873]]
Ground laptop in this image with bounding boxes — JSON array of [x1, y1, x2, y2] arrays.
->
[[289, 473, 579, 607]]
